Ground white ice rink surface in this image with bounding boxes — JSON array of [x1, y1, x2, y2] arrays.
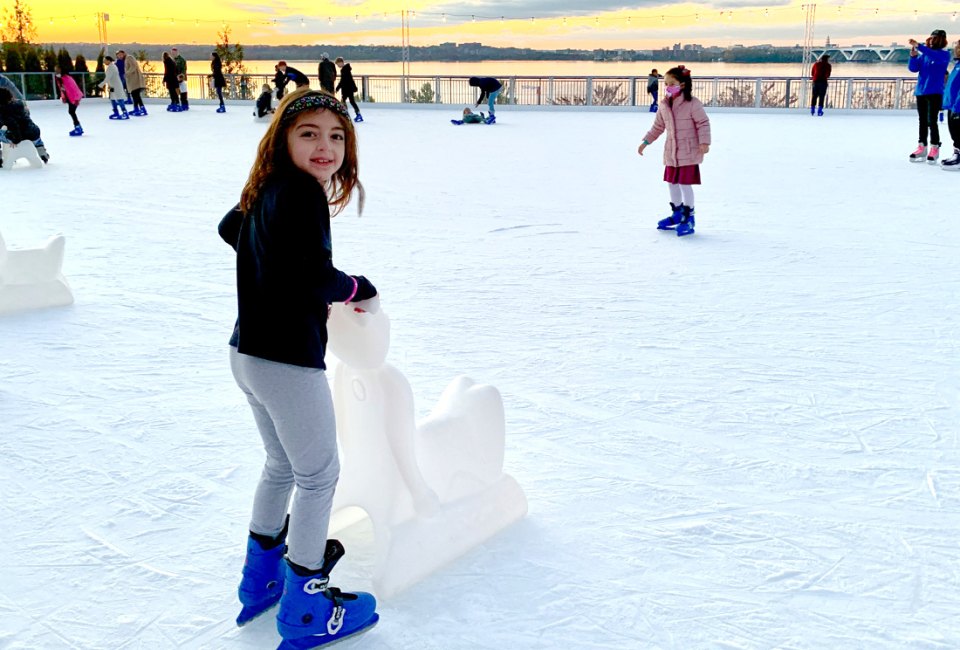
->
[[2, 99, 959, 649]]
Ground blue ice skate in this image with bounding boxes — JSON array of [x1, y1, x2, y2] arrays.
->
[[354, 113, 363, 123], [484, 114, 496, 125], [217, 105, 226, 113], [236, 520, 289, 626], [276, 540, 379, 650], [676, 206, 695, 237], [68, 126, 83, 137], [657, 202, 683, 230], [450, 119, 464, 125]]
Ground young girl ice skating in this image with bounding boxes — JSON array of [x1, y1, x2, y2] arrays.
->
[[55, 67, 84, 136], [637, 65, 711, 237], [218, 88, 380, 648]]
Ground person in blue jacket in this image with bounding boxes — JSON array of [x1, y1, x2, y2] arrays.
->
[[469, 76, 502, 124], [907, 29, 951, 163], [941, 39, 960, 170]]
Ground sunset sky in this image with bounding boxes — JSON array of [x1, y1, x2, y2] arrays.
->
[[11, 1, 960, 48]]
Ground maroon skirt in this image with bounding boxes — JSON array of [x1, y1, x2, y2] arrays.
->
[[663, 165, 701, 185]]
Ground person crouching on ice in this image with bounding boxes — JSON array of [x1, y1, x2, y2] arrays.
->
[[255, 83, 275, 118], [0, 86, 50, 165]]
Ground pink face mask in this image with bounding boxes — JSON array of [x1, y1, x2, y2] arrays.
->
[[665, 85, 682, 98]]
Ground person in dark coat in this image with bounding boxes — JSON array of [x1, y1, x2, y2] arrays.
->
[[318, 53, 337, 93], [469, 76, 503, 123], [335, 57, 362, 122], [278, 61, 310, 89], [273, 64, 288, 100], [0, 86, 49, 165], [647, 69, 662, 112], [255, 83, 275, 118], [211, 52, 228, 113], [162, 51, 181, 111]]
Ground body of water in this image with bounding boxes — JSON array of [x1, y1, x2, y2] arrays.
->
[[185, 59, 917, 79]]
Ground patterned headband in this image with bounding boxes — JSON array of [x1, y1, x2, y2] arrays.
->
[[282, 93, 349, 121]]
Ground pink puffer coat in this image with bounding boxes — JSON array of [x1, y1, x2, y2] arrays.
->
[[58, 74, 83, 104], [643, 95, 711, 167]]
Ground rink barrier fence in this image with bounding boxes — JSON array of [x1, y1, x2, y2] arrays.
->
[[3, 71, 922, 110]]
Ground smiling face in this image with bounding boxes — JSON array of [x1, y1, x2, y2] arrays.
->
[[286, 108, 346, 184]]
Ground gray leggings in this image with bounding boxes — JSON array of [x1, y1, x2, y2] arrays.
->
[[229, 347, 340, 570]]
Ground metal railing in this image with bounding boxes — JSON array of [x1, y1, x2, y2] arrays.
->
[[2, 71, 921, 110]]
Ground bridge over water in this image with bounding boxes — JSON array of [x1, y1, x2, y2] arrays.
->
[[809, 46, 913, 63]]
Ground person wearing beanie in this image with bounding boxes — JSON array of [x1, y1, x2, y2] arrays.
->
[[318, 53, 337, 94]]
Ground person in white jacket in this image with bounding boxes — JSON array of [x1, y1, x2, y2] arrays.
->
[[99, 56, 129, 120]]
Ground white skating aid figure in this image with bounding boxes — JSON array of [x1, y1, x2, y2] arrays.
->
[[0, 230, 74, 314], [325, 301, 528, 598], [0, 139, 43, 169]]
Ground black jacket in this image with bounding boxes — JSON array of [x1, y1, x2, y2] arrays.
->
[[469, 77, 502, 102], [336, 63, 358, 95], [273, 70, 288, 90], [319, 59, 337, 91], [256, 91, 273, 117], [218, 171, 376, 369], [284, 66, 309, 87], [0, 99, 40, 143], [162, 57, 178, 86], [211, 58, 226, 88]]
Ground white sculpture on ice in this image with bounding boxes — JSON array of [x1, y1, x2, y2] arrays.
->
[[0, 140, 44, 169], [326, 302, 527, 598], [0, 230, 74, 314]]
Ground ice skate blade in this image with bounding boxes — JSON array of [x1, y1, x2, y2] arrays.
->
[[276, 614, 379, 649], [236, 597, 281, 627]]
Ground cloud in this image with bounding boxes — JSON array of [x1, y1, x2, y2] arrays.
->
[[702, 0, 793, 7], [426, 0, 665, 19]]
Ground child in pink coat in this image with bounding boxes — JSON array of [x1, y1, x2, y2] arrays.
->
[[637, 65, 711, 236], [55, 66, 84, 136]]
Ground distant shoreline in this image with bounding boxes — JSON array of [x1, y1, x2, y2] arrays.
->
[[37, 41, 913, 67]]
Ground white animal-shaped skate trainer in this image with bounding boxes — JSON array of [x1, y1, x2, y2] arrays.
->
[[0, 139, 43, 169], [0, 229, 74, 314], [326, 302, 527, 598]]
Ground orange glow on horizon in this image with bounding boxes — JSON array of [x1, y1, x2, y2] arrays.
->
[[16, 1, 960, 49]]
